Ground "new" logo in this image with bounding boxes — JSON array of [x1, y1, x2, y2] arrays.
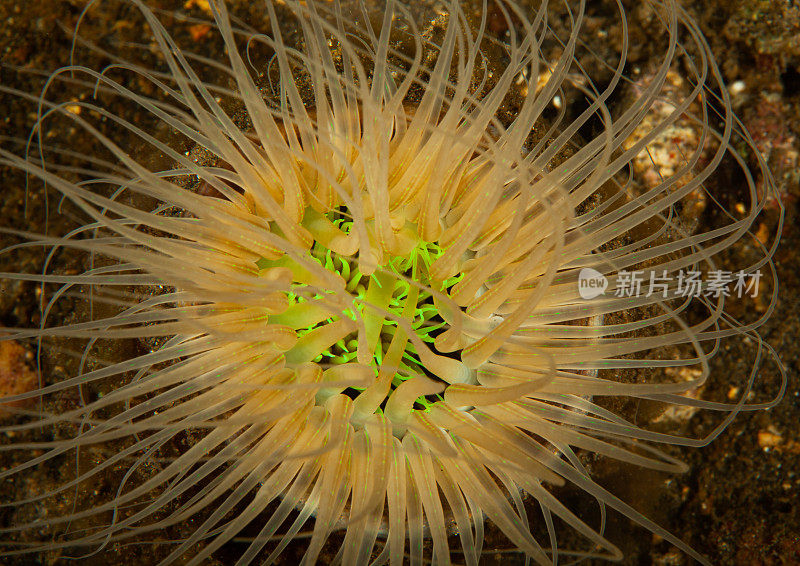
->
[[578, 267, 608, 300]]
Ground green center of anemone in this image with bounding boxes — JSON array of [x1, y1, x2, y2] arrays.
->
[[256, 210, 464, 412]]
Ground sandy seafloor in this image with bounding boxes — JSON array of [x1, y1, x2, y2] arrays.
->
[[0, 0, 798, 564]]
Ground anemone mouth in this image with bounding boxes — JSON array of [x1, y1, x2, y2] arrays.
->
[[0, 0, 785, 564], [260, 206, 467, 411]]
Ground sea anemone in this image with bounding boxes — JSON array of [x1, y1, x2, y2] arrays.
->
[[0, 0, 784, 564]]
